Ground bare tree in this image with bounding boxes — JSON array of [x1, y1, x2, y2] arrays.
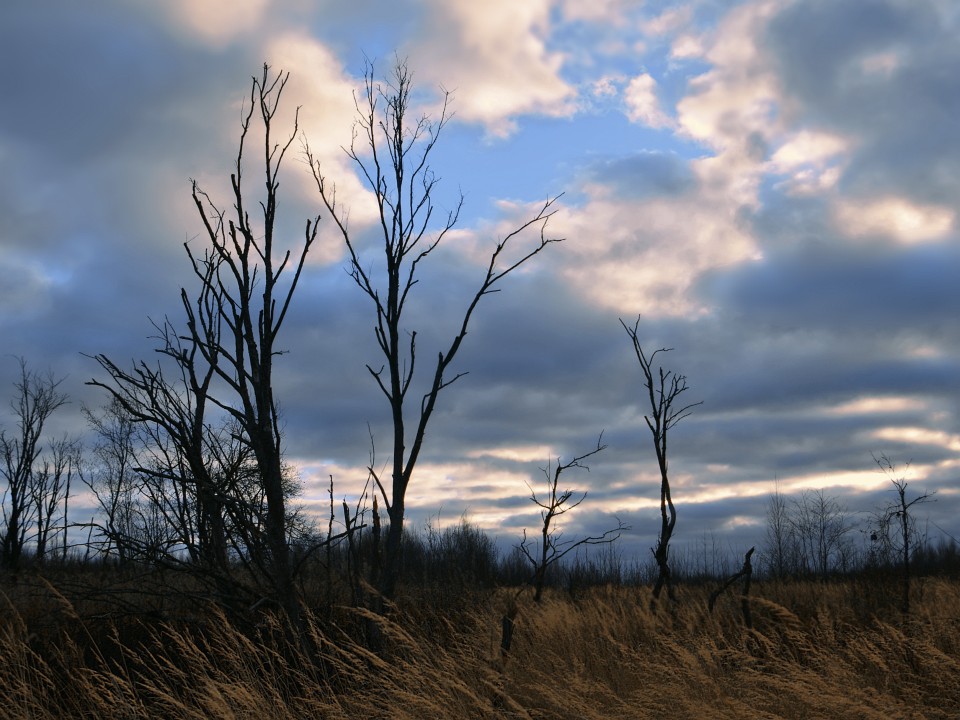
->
[[1, 358, 70, 571], [790, 489, 854, 578], [82, 398, 143, 563], [518, 436, 625, 602], [31, 435, 80, 563], [82, 393, 265, 572], [310, 59, 561, 599], [89, 65, 318, 625], [89, 327, 233, 575], [621, 317, 700, 607], [873, 454, 934, 615], [764, 479, 792, 579]]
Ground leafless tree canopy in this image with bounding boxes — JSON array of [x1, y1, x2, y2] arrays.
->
[[763, 485, 856, 579], [310, 59, 562, 598], [1, 358, 72, 570], [87, 65, 317, 624]]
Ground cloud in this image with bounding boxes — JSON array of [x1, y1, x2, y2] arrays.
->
[[0, 2, 193, 164], [583, 152, 695, 198], [258, 32, 387, 255], [624, 73, 673, 128], [670, 33, 705, 60], [767, 129, 849, 195], [550, 149, 760, 317], [675, 1, 781, 155], [833, 196, 955, 245], [591, 76, 622, 98], [641, 6, 694, 36], [2, 0, 959, 560], [405, 0, 576, 137], [559, 0, 640, 26], [762, 0, 960, 204], [166, 0, 272, 46]]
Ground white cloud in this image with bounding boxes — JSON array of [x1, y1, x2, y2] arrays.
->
[[834, 196, 955, 245], [824, 396, 927, 417], [552, 173, 760, 316], [406, 0, 576, 137], [770, 130, 848, 171], [466, 444, 555, 463], [624, 73, 672, 128], [859, 51, 902, 78], [401, 460, 532, 520], [560, 0, 637, 25], [675, 1, 783, 161], [768, 130, 850, 195], [872, 427, 960, 454], [592, 75, 623, 98], [670, 33, 705, 59], [780, 468, 889, 493], [263, 33, 359, 159], [527, 3, 813, 317], [641, 5, 693, 36], [167, 0, 272, 46], [262, 32, 382, 258]]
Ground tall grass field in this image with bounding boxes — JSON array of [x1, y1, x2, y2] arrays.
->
[[1, 571, 958, 719]]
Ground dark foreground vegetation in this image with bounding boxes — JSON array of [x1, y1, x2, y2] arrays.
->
[[2, 535, 959, 720]]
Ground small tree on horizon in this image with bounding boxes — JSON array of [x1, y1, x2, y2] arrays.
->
[[518, 435, 626, 602], [873, 454, 935, 615]]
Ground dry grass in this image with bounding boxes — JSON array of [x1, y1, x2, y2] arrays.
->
[[1, 576, 958, 719]]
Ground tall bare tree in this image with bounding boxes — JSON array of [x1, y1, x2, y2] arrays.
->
[[90, 65, 317, 624], [621, 318, 700, 607], [310, 59, 561, 598], [1, 358, 70, 571]]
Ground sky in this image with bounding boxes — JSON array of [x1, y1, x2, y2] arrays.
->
[[1, 0, 959, 567]]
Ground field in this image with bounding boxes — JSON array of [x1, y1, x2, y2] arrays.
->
[[1, 571, 958, 719]]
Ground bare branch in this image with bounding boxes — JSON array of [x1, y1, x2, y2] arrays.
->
[[518, 435, 624, 602]]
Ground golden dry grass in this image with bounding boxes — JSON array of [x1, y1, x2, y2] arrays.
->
[[1, 577, 958, 719]]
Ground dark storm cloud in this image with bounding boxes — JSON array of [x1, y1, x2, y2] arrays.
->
[[262, 214, 626, 466], [1, 4, 176, 162], [0, 0, 333, 420], [1, 2, 261, 352], [764, 0, 960, 202], [713, 224, 960, 338]]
